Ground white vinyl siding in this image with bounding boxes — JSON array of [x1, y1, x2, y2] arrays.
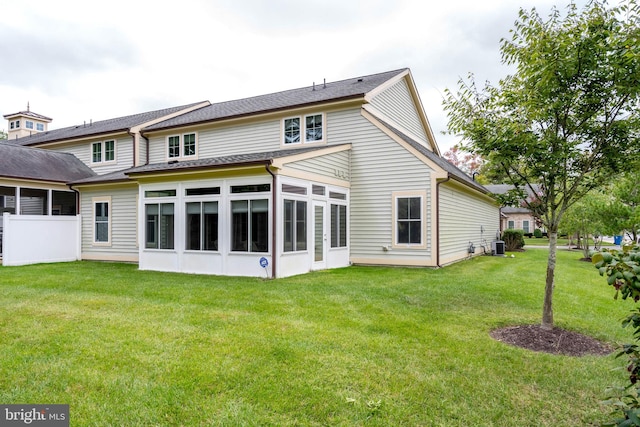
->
[[149, 120, 280, 163], [286, 151, 350, 181], [80, 186, 139, 260], [369, 79, 429, 146], [333, 109, 433, 262], [438, 181, 500, 264], [49, 137, 133, 174]]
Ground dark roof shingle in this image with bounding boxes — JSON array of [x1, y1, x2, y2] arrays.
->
[[0, 142, 96, 182], [144, 69, 408, 131], [10, 102, 209, 147]]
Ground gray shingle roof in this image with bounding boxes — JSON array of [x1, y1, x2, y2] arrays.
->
[[70, 145, 343, 185], [10, 102, 209, 147], [0, 142, 96, 183], [144, 69, 409, 132], [3, 110, 52, 121]]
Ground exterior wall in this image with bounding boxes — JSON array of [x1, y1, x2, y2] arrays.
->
[[502, 212, 539, 234], [368, 78, 429, 146], [2, 213, 80, 266], [49, 135, 134, 174], [79, 185, 139, 261], [134, 170, 350, 278], [286, 150, 350, 181], [336, 109, 435, 266], [438, 180, 500, 265]]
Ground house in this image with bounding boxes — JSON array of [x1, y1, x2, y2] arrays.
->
[[484, 184, 542, 236], [1, 68, 500, 277]]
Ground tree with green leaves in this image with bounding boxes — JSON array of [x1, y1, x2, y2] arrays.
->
[[0, 129, 7, 140], [444, 0, 640, 329], [605, 170, 640, 243], [559, 190, 607, 258]]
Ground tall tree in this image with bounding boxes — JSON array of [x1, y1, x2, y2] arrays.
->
[[444, 0, 640, 329], [442, 144, 484, 177]]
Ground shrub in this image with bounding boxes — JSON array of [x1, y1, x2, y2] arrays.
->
[[534, 228, 543, 238], [593, 246, 640, 426], [502, 229, 525, 251]]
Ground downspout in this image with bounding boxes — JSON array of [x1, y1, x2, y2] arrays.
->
[[139, 130, 150, 165], [436, 175, 451, 268], [265, 162, 277, 279], [128, 130, 137, 168]]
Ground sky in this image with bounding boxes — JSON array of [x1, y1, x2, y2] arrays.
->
[[0, 0, 598, 152]]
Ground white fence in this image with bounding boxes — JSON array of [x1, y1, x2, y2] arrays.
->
[[2, 213, 81, 266]]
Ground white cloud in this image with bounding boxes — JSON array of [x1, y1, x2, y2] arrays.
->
[[0, 0, 612, 151]]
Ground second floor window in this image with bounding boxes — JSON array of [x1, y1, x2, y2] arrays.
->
[[167, 133, 197, 159], [92, 140, 116, 163], [26, 121, 34, 129], [283, 113, 324, 145]]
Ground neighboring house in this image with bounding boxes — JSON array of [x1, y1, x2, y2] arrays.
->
[[1, 68, 500, 277], [485, 184, 542, 235]]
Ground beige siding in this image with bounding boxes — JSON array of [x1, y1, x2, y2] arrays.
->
[[286, 151, 350, 180], [439, 181, 500, 264], [80, 186, 138, 260], [369, 79, 428, 145], [148, 120, 281, 163], [336, 109, 434, 263], [49, 137, 134, 174]]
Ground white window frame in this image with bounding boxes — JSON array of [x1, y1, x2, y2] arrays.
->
[[36, 123, 44, 131], [166, 132, 198, 160], [25, 120, 34, 129], [92, 196, 111, 246], [91, 140, 117, 164], [282, 113, 325, 146], [283, 198, 307, 253], [508, 220, 515, 229], [392, 190, 427, 249]]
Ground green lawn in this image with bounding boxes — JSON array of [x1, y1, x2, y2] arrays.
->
[[524, 236, 615, 247], [0, 250, 632, 426]]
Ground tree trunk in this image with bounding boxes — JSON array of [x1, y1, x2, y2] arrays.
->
[[542, 231, 557, 329]]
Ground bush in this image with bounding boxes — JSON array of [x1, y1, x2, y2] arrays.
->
[[534, 228, 543, 238], [502, 229, 525, 251]]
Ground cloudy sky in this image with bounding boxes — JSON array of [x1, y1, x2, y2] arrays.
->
[[1, 0, 597, 152]]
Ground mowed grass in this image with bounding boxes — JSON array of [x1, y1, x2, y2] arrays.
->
[[0, 250, 633, 426]]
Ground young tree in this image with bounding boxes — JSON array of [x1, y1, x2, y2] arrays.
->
[[444, 1, 640, 329], [0, 129, 7, 140]]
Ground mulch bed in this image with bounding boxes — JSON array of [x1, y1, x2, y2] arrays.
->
[[490, 324, 613, 356]]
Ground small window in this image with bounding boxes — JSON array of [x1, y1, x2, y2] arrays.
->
[[283, 199, 307, 252], [183, 133, 196, 157], [92, 142, 102, 163], [312, 185, 325, 196], [25, 121, 34, 129], [36, 123, 44, 131], [146, 203, 174, 249], [10, 121, 14, 129], [305, 114, 323, 142], [92, 197, 111, 245], [186, 187, 221, 196], [231, 184, 270, 194], [396, 197, 421, 245], [167, 133, 196, 159], [186, 201, 218, 251], [105, 140, 115, 161], [95, 202, 109, 243], [508, 220, 515, 229], [329, 191, 346, 200], [15, 120, 20, 128], [168, 136, 180, 158], [231, 199, 269, 252], [284, 117, 301, 144], [330, 204, 347, 248], [144, 190, 176, 198], [282, 184, 307, 195]]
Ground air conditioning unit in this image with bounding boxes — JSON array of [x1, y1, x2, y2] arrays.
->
[[492, 240, 505, 256]]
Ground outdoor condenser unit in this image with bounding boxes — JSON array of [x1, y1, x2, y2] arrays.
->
[[492, 240, 505, 256]]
